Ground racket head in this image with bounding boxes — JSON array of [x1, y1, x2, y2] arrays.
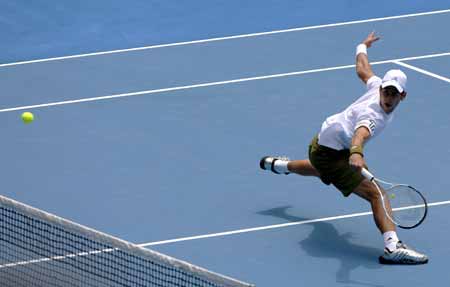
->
[[384, 184, 428, 229]]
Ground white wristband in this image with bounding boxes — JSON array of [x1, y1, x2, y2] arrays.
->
[[356, 44, 367, 56]]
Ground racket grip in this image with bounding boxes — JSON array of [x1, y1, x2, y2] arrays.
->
[[361, 168, 375, 181]]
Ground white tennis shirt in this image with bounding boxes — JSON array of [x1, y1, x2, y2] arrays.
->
[[318, 76, 394, 150]]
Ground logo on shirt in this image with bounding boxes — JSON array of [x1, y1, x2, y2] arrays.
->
[[369, 119, 376, 132]]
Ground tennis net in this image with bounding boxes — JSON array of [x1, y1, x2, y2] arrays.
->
[[0, 195, 254, 287]]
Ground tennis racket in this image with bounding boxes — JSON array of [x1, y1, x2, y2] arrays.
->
[[361, 168, 428, 229]]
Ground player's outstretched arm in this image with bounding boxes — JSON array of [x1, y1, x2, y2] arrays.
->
[[356, 32, 380, 84]]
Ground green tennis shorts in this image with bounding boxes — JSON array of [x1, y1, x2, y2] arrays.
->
[[308, 135, 366, 197]]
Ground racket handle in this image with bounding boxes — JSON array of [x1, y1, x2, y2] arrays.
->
[[361, 168, 375, 181]]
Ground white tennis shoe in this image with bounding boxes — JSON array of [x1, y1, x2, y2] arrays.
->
[[259, 156, 290, 175], [379, 241, 428, 264]]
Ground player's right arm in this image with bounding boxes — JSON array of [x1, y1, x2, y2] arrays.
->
[[356, 32, 380, 84], [349, 126, 371, 171]]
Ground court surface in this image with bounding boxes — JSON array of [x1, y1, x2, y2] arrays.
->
[[1, 3, 450, 286]]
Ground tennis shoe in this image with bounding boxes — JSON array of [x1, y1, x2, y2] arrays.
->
[[259, 156, 290, 175], [379, 241, 428, 265]]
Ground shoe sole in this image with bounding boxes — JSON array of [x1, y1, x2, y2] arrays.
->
[[379, 256, 429, 265], [259, 156, 271, 170]]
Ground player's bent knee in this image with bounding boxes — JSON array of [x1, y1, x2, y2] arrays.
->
[[353, 179, 382, 202]]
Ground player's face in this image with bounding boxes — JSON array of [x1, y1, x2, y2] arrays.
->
[[380, 86, 406, 114]]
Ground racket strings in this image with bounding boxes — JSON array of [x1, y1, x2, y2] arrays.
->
[[386, 185, 427, 228]]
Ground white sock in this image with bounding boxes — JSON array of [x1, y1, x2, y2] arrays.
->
[[383, 231, 399, 252], [274, 159, 289, 174]]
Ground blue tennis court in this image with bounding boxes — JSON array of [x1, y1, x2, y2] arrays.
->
[[1, 2, 450, 286]]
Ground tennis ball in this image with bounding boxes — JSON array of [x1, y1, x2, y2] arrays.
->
[[21, 112, 34, 124], [390, 194, 396, 199]]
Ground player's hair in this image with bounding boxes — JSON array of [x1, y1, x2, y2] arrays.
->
[[382, 86, 401, 96]]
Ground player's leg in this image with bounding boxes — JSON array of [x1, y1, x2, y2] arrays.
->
[[260, 135, 322, 176], [353, 179, 428, 264], [260, 157, 320, 177], [288, 159, 320, 177], [352, 179, 395, 232]]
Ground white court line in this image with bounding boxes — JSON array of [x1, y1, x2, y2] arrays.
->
[[1, 200, 447, 269], [0, 9, 449, 68], [0, 247, 116, 269], [394, 60, 450, 83], [0, 51, 449, 113], [140, 200, 450, 247], [1, 201, 446, 269]]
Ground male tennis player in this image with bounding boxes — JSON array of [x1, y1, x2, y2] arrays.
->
[[260, 32, 428, 264]]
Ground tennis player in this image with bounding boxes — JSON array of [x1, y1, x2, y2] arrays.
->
[[260, 32, 428, 264]]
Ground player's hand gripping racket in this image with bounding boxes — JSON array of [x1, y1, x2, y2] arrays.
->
[[361, 168, 428, 229]]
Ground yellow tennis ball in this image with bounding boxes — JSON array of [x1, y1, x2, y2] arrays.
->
[[390, 194, 396, 199], [21, 112, 34, 124]]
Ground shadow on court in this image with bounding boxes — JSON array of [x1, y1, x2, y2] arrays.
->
[[258, 206, 385, 287]]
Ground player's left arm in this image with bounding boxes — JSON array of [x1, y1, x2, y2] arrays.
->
[[356, 32, 380, 84], [349, 126, 371, 171]]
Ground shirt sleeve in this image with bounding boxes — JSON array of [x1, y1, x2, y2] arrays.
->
[[366, 76, 382, 91], [354, 112, 383, 137]]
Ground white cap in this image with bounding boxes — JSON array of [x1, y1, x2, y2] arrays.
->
[[381, 69, 407, 93]]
